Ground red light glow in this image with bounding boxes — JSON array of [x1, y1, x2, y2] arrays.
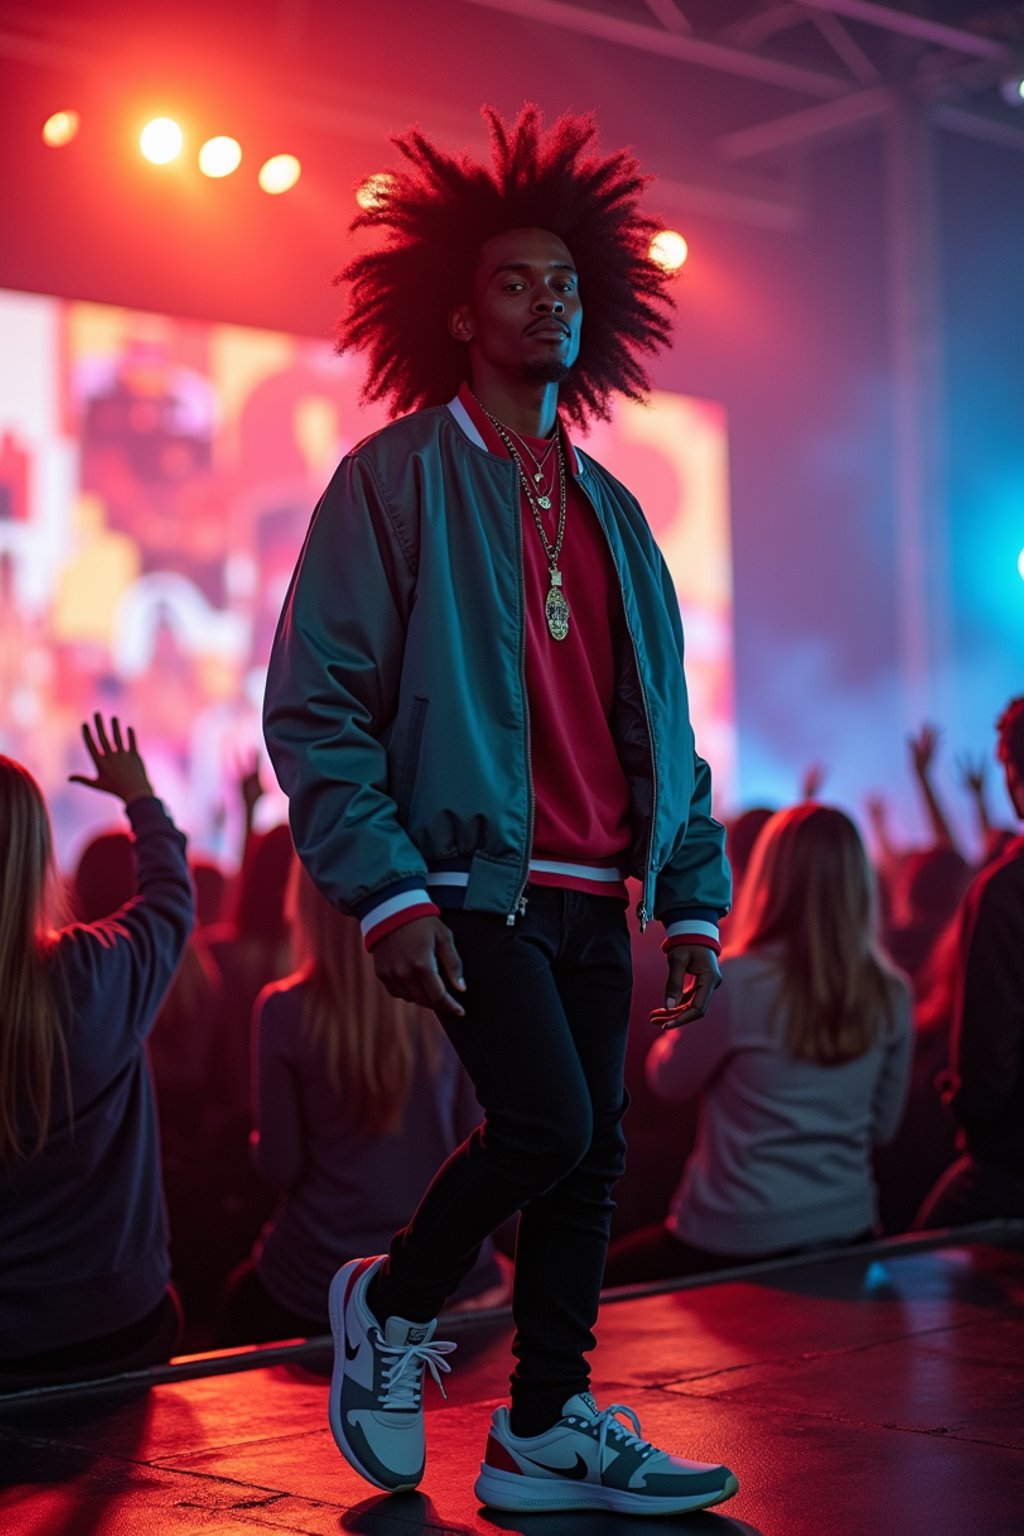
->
[[649, 230, 689, 273], [199, 136, 242, 178], [356, 173, 395, 211], [42, 110, 80, 148], [258, 154, 301, 194], [140, 118, 184, 165]]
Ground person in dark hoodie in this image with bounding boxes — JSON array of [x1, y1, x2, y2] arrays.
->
[[0, 714, 194, 1388], [914, 695, 1024, 1229]]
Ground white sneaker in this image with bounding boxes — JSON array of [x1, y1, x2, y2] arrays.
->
[[474, 1391, 739, 1515], [327, 1256, 456, 1492]]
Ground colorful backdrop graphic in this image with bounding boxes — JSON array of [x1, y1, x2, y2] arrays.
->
[[0, 288, 735, 867]]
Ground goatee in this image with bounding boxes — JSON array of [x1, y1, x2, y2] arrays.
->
[[523, 359, 572, 386]]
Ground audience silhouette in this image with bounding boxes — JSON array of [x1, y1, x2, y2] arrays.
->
[[218, 863, 508, 1344], [2, 704, 1016, 1380]]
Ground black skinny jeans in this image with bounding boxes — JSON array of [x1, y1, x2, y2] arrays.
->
[[374, 886, 633, 1425]]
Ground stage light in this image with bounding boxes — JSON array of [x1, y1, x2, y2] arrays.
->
[[42, 110, 80, 148], [1017, 546, 1024, 581], [999, 74, 1024, 105], [356, 173, 395, 211], [140, 118, 183, 164], [199, 136, 242, 178], [258, 154, 301, 194], [649, 230, 688, 273]]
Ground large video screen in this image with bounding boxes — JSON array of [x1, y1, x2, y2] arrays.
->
[[0, 289, 734, 867]]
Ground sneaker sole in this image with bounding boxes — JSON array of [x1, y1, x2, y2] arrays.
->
[[474, 1464, 740, 1515], [328, 1258, 420, 1495]]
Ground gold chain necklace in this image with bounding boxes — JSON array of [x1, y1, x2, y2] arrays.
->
[[500, 424, 559, 508], [482, 406, 571, 642]]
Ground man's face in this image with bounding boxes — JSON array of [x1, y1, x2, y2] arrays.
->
[[450, 227, 582, 387]]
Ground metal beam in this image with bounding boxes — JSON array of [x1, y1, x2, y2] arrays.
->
[[884, 95, 950, 727], [718, 3, 805, 49], [0, 25, 95, 69], [642, 0, 693, 35], [715, 84, 893, 161], [456, 0, 851, 98], [807, 9, 883, 86], [934, 105, 1024, 154], [798, 0, 1013, 62], [655, 171, 803, 231]]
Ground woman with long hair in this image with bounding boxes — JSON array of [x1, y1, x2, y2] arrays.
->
[[604, 804, 912, 1284], [0, 716, 194, 1387], [206, 820, 295, 1138], [219, 862, 507, 1345]]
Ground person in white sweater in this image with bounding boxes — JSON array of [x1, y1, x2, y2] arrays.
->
[[605, 804, 911, 1284]]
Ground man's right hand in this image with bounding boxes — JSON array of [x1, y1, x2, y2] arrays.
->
[[372, 915, 467, 1017]]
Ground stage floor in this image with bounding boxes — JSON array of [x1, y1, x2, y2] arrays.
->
[[2, 1227, 1023, 1536]]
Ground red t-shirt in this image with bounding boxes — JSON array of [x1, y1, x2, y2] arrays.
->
[[458, 385, 633, 899]]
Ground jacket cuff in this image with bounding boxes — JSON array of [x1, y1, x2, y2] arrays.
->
[[357, 887, 440, 952], [661, 911, 722, 956]]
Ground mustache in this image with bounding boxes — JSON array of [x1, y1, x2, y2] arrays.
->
[[524, 318, 570, 337]]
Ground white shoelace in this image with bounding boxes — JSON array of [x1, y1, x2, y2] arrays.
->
[[593, 1403, 656, 1464], [377, 1335, 457, 1410]]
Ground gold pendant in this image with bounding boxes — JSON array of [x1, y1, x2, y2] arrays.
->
[[545, 567, 570, 641]]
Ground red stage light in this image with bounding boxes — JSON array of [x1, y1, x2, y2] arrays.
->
[[649, 230, 688, 273], [259, 154, 301, 194], [140, 118, 184, 165], [356, 173, 395, 211], [42, 110, 80, 148], [199, 136, 242, 178]]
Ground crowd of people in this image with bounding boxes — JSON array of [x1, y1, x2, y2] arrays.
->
[[0, 697, 1020, 1392]]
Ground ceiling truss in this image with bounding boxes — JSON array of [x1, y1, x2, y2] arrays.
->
[[461, 0, 1024, 162], [2, 0, 1023, 236]]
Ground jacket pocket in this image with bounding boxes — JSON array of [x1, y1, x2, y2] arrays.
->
[[395, 695, 429, 824]]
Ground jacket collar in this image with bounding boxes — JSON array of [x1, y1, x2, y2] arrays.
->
[[446, 385, 582, 477]]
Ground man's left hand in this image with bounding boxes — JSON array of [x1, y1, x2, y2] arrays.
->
[[662, 945, 722, 1029]]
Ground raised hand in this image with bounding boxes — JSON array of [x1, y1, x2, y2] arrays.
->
[[908, 723, 957, 850], [68, 714, 154, 804], [955, 750, 994, 842], [908, 723, 940, 778], [956, 752, 986, 799], [238, 750, 265, 816], [865, 792, 889, 830], [800, 762, 827, 801]]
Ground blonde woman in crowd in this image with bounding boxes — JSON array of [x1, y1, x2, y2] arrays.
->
[[605, 804, 911, 1284], [0, 716, 193, 1387], [219, 863, 507, 1345]]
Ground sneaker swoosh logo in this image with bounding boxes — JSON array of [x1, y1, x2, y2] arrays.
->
[[523, 1452, 589, 1481], [344, 1331, 360, 1361]]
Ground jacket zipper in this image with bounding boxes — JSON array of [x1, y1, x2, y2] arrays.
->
[[577, 477, 658, 932], [509, 472, 533, 925]]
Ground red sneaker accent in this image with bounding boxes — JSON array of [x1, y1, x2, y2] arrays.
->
[[344, 1256, 377, 1311], [486, 1434, 522, 1474]]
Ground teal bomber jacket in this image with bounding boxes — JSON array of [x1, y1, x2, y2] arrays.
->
[[263, 397, 731, 945]]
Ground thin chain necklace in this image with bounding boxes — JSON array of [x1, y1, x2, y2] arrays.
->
[[476, 398, 571, 642], [500, 423, 559, 507]]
